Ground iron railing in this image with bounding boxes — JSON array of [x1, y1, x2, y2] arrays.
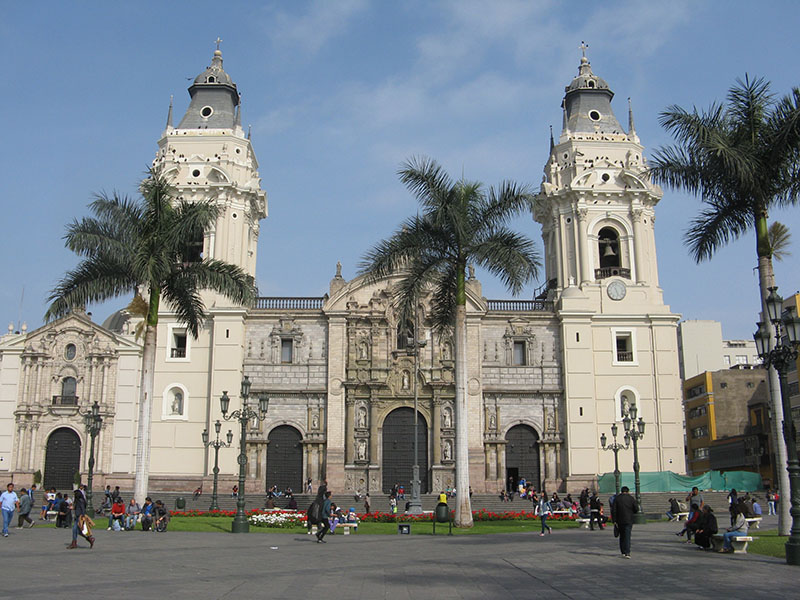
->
[[254, 297, 325, 310], [52, 395, 79, 406], [595, 267, 631, 280], [486, 299, 554, 312]]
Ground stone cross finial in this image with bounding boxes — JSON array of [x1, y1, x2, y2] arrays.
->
[[579, 41, 589, 59], [215, 37, 223, 51]]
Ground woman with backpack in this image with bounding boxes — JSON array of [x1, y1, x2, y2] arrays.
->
[[306, 483, 327, 536]]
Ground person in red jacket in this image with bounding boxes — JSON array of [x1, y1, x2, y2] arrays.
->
[[108, 497, 125, 530]]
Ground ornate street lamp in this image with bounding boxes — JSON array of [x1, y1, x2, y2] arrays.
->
[[600, 422, 630, 495], [80, 401, 103, 515], [202, 420, 233, 512], [221, 376, 269, 533], [622, 404, 646, 524], [753, 286, 800, 566]]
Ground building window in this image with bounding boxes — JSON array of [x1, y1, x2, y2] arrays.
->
[[691, 426, 709, 439], [64, 344, 77, 361], [787, 381, 800, 397], [687, 405, 707, 419], [693, 447, 709, 460], [687, 384, 705, 398], [182, 226, 204, 264], [512, 341, 526, 366], [55, 377, 78, 405], [281, 339, 293, 364], [735, 355, 748, 365], [615, 332, 633, 363], [723, 355, 731, 367], [170, 329, 187, 358]]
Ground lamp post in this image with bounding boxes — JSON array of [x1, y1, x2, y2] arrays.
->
[[202, 420, 233, 512], [221, 376, 269, 533], [753, 286, 800, 566], [600, 422, 630, 496], [622, 404, 646, 524], [81, 400, 103, 516]]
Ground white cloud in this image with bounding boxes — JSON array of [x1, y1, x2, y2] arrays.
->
[[267, 0, 368, 56]]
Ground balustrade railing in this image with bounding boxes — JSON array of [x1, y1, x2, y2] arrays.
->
[[254, 297, 325, 310]]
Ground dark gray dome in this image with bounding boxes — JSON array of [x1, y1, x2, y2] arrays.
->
[[193, 50, 234, 85], [565, 57, 610, 93]]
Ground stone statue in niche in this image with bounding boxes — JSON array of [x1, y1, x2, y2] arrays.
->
[[442, 439, 452, 461], [171, 392, 183, 415], [402, 370, 410, 390], [312, 412, 319, 430], [489, 412, 496, 430], [546, 413, 555, 431], [358, 340, 368, 360], [357, 439, 367, 461], [621, 394, 632, 418], [357, 406, 367, 428], [442, 406, 452, 428], [441, 341, 452, 361]]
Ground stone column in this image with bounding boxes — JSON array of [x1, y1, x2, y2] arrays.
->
[[631, 208, 646, 284], [345, 396, 355, 464], [27, 422, 39, 471], [577, 207, 590, 284], [432, 396, 442, 463], [15, 423, 26, 471]]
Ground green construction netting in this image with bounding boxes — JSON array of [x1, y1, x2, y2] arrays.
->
[[597, 470, 763, 494]]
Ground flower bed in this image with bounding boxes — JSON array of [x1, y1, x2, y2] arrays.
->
[[249, 511, 306, 528]]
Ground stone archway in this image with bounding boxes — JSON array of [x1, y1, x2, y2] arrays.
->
[[44, 427, 81, 490], [505, 424, 541, 491], [382, 407, 428, 494], [266, 425, 303, 492]]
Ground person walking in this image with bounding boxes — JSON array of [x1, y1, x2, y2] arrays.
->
[[611, 486, 638, 558], [363, 493, 371, 514], [538, 494, 553, 536], [17, 488, 34, 528], [1, 483, 19, 537], [68, 489, 95, 549], [306, 483, 326, 535], [316, 490, 332, 543]]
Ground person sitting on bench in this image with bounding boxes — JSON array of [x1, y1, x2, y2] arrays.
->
[[719, 504, 749, 553], [694, 506, 718, 550]]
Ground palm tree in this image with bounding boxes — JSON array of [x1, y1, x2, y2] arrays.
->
[[649, 76, 800, 535], [768, 221, 792, 262], [46, 169, 256, 505], [359, 156, 540, 527]]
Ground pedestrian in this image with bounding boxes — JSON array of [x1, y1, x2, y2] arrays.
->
[[538, 494, 553, 536], [17, 487, 34, 528], [306, 478, 313, 494], [306, 483, 326, 535], [1, 483, 19, 537], [317, 490, 333, 543], [363, 493, 371, 514], [589, 492, 604, 530], [610, 486, 638, 558], [767, 489, 777, 516], [68, 489, 95, 549]]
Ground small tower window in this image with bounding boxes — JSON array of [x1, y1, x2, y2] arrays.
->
[[207, 76, 216, 83], [65, 343, 77, 361], [201, 106, 214, 118], [589, 110, 601, 121], [598, 227, 620, 268], [171, 329, 188, 358]]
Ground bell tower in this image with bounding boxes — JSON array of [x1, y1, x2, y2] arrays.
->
[[534, 50, 685, 489], [146, 45, 267, 483]]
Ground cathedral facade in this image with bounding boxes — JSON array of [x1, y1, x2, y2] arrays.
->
[[0, 50, 684, 495]]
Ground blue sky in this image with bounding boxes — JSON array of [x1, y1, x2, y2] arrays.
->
[[1, 1, 798, 340]]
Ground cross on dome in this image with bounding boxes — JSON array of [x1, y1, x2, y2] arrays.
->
[[215, 37, 223, 51], [579, 41, 589, 60]]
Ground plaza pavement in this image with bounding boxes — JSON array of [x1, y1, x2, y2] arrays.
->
[[1, 514, 792, 599]]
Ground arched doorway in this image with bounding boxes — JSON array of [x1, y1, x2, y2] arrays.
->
[[266, 425, 303, 492], [505, 425, 540, 491], [382, 407, 428, 493], [44, 428, 81, 489]]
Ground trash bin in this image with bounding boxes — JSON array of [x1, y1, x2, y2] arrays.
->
[[175, 497, 186, 510], [433, 502, 453, 535], [398, 523, 411, 535]]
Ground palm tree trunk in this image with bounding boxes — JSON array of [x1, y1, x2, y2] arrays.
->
[[454, 271, 473, 527], [756, 249, 791, 536], [134, 290, 160, 505]]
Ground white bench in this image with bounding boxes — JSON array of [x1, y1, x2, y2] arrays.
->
[[338, 522, 359, 535], [674, 512, 689, 521], [745, 517, 762, 529], [552, 510, 572, 517], [710, 534, 754, 554], [575, 518, 591, 529]]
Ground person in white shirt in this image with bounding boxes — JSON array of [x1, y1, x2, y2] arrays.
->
[[1, 483, 20, 537]]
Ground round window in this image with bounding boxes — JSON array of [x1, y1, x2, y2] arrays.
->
[[192, 169, 201, 178], [201, 106, 213, 118], [601, 173, 610, 182], [65, 344, 77, 360], [589, 110, 601, 121]]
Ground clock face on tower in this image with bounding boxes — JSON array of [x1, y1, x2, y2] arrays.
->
[[607, 280, 627, 301]]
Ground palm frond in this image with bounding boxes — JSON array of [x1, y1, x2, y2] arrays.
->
[[684, 201, 753, 262], [470, 229, 540, 295], [45, 258, 138, 321], [768, 221, 792, 261], [398, 156, 454, 212]]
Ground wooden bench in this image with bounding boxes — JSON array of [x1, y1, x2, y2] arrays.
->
[[745, 517, 762, 529], [710, 534, 754, 554]]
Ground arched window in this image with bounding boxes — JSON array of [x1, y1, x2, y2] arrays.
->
[[59, 377, 78, 405], [598, 227, 620, 268], [397, 318, 414, 350], [182, 226, 204, 264]]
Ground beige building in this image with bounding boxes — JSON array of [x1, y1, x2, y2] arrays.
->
[[677, 319, 760, 380], [0, 50, 685, 494]]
